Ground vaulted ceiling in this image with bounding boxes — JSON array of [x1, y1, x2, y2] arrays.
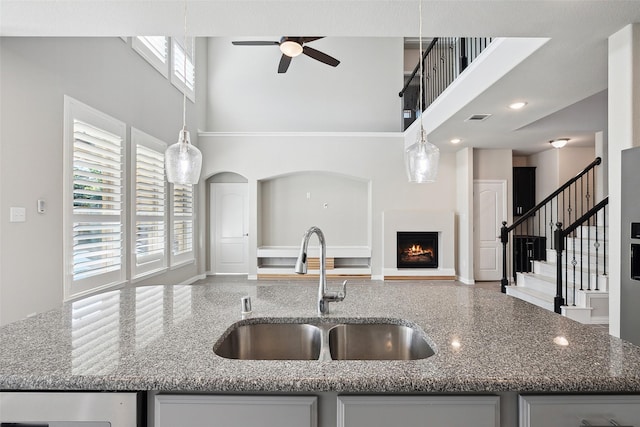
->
[[3, 0, 640, 155]]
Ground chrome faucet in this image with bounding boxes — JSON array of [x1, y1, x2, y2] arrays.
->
[[294, 226, 347, 315]]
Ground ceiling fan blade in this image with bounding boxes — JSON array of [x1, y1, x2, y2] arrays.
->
[[301, 36, 325, 43], [278, 54, 292, 73], [302, 46, 340, 67], [232, 41, 279, 46]]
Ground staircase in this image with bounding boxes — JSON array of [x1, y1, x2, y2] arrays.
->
[[500, 157, 609, 325], [506, 224, 609, 324]]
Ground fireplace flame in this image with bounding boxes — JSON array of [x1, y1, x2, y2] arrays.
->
[[406, 244, 433, 257]]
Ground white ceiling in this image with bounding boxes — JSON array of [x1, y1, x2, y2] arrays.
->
[[2, 0, 640, 155]]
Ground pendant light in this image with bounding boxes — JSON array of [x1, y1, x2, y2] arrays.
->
[[165, 1, 202, 185], [404, 0, 440, 183]]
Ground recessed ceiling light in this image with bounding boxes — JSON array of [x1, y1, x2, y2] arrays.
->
[[509, 101, 527, 110], [450, 138, 461, 144]]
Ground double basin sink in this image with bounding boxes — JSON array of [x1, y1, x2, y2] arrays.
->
[[214, 319, 435, 361]]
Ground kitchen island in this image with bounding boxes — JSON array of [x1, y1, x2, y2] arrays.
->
[[1, 278, 640, 426]]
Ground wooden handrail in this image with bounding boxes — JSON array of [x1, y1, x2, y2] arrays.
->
[[561, 197, 609, 237], [399, 38, 439, 98], [506, 157, 601, 232]]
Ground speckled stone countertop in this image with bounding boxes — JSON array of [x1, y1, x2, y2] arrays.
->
[[1, 278, 640, 393]]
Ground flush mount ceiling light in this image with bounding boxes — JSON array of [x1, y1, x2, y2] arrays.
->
[[404, 0, 440, 183], [450, 138, 461, 144], [165, 1, 202, 184], [550, 138, 569, 149], [509, 101, 527, 110]]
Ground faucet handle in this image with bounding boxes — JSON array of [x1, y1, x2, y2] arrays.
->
[[337, 280, 347, 300]]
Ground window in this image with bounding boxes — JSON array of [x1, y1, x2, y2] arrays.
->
[[131, 128, 167, 279], [64, 96, 126, 299], [171, 37, 195, 101], [132, 36, 169, 77], [172, 183, 194, 265]]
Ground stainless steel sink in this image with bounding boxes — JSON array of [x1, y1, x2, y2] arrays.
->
[[214, 320, 435, 361], [328, 323, 434, 360], [214, 323, 322, 360]]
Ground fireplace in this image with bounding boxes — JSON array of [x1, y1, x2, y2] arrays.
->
[[397, 232, 438, 268]]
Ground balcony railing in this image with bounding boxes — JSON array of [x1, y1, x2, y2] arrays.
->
[[400, 37, 492, 130]]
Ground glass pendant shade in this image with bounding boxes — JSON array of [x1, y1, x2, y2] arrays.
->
[[165, 129, 203, 184], [405, 128, 440, 183]]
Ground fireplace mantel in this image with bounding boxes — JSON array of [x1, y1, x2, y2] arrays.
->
[[382, 210, 455, 279]]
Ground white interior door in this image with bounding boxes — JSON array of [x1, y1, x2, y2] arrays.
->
[[473, 180, 507, 281], [211, 183, 248, 274]]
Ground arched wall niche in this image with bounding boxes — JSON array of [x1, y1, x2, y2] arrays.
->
[[258, 171, 371, 247]]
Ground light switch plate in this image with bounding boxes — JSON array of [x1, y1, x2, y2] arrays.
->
[[10, 207, 26, 222]]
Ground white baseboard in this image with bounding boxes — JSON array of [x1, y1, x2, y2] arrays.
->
[[177, 274, 206, 286], [457, 276, 475, 285]]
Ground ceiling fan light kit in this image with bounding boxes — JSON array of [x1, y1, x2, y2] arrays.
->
[[232, 36, 340, 73], [279, 39, 303, 57]]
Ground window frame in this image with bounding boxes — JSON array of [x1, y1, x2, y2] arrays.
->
[[130, 127, 168, 281], [171, 37, 196, 102], [63, 96, 128, 301], [132, 36, 169, 78]]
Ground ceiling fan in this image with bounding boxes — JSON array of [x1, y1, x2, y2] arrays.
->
[[231, 37, 340, 73]]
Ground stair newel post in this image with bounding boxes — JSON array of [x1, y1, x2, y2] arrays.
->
[[500, 221, 509, 293], [554, 222, 565, 314]]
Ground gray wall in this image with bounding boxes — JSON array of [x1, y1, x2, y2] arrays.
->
[[260, 172, 370, 246], [206, 37, 403, 132], [199, 132, 459, 278], [0, 37, 201, 325]]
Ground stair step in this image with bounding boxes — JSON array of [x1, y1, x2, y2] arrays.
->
[[516, 272, 556, 295], [575, 225, 608, 240], [505, 285, 555, 312], [532, 261, 609, 291], [561, 306, 593, 324], [515, 271, 608, 309]]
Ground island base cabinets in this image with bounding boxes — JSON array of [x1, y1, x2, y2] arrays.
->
[[337, 395, 500, 427], [154, 395, 317, 427], [519, 395, 640, 427]]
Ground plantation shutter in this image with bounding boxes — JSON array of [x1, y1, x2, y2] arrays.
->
[[72, 119, 125, 289], [132, 36, 169, 77], [132, 129, 167, 278], [171, 37, 195, 99], [172, 183, 194, 264]]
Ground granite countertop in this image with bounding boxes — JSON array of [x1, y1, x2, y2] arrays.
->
[[1, 279, 640, 393]]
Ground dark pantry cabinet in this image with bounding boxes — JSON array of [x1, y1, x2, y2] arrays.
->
[[513, 167, 536, 216]]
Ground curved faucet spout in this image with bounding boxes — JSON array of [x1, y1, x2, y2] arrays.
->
[[294, 226, 346, 315]]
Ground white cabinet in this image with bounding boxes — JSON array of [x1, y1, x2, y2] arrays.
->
[[520, 395, 640, 427], [154, 394, 317, 427], [337, 395, 500, 427]]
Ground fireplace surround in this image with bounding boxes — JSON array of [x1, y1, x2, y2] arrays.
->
[[397, 232, 438, 269]]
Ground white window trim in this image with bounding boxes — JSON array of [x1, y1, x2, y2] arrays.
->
[[133, 36, 169, 78], [130, 127, 168, 280], [171, 37, 195, 102], [63, 96, 128, 301]]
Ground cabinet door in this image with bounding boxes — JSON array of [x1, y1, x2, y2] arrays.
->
[[520, 395, 640, 427], [155, 395, 317, 427], [337, 395, 499, 427], [514, 167, 536, 216]]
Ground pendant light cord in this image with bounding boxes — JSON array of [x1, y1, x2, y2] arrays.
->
[[418, 0, 424, 134], [182, 0, 188, 132]]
